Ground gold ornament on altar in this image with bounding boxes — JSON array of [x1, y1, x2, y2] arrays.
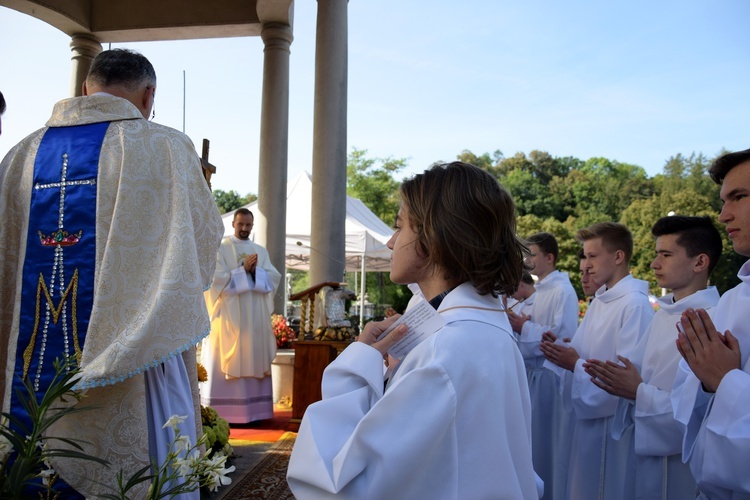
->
[[313, 325, 355, 341], [290, 282, 357, 342]]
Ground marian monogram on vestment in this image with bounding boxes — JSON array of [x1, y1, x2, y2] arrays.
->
[[23, 152, 96, 390]]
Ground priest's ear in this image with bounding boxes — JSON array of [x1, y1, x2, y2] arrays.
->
[[82, 81, 89, 96], [142, 85, 156, 120]]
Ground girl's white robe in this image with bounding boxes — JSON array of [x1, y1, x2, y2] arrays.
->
[[287, 282, 539, 499]]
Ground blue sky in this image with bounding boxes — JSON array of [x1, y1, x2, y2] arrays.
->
[[1, 1, 748, 195]]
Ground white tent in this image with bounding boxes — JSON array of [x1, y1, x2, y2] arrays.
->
[[221, 170, 393, 271]]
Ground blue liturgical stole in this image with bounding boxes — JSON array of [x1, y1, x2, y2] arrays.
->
[[9, 122, 108, 496]]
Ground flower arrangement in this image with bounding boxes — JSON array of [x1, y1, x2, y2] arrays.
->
[[201, 405, 231, 458], [272, 314, 296, 348], [196, 363, 232, 459]]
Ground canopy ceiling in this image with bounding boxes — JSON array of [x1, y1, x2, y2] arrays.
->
[[0, 0, 292, 41]]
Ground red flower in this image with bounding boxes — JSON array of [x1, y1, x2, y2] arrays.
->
[[272, 314, 295, 348]]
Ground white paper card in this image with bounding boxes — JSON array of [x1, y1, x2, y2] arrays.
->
[[377, 300, 447, 360]]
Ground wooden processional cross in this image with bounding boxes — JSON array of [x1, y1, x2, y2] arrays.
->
[[200, 138, 217, 189]]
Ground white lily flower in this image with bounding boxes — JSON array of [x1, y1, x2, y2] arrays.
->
[[173, 457, 194, 478], [173, 434, 192, 454], [162, 414, 188, 430], [39, 466, 56, 486]]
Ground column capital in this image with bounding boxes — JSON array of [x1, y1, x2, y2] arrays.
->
[[69, 34, 102, 97], [261, 22, 293, 50], [69, 33, 102, 59]]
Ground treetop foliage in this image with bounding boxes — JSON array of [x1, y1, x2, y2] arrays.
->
[[212, 189, 257, 215], [346, 147, 407, 228]]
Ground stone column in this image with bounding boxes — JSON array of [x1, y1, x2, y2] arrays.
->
[[310, 0, 348, 286], [69, 34, 102, 97], [257, 22, 293, 314]]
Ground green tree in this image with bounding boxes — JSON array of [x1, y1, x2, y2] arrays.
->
[[492, 151, 576, 221], [212, 189, 257, 215], [549, 170, 603, 223], [344, 148, 409, 319], [577, 157, 653, 220], [503, 168, 561, 220], [652, 152, 720, 211], [346, 147, 407, 228], [456, 149, 504, 174]]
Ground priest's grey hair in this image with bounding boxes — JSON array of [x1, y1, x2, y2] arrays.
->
[[87, 49, 156, 91]]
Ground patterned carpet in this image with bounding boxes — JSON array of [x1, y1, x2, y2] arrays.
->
[[222, 432, 296, 499]]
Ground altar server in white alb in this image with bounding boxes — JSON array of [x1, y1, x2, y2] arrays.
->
[[507, 232, 578, 500], [671, 147, 750, 499], [0, 49, 222, 497], [541, 222, 654, 500], [585, 215, 722, 499], [202, 208, 281, 423], [287, 162, 540, 499], [506, 270, 536, 313]]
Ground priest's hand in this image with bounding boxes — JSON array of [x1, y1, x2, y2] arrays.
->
[[243, 253, 258, 274], [358, 314, 409, 357], [507, 310, 530, 334], [584, 356, 642, 400], [541, 337, 579, 372], [676, 308, 741, 393]]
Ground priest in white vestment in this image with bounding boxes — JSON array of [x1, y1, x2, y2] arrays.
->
[[0, 49, 222, 497], [586, 216, 723, 499], [542, 222, 654, 500], [671, 149, 750, 500], [202, 208, 281, 423]]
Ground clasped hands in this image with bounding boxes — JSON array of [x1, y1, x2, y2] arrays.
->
[[563, 308, 741, 398], [675, 308, 741, 393], [583, 356, 641, 400], [242, 253, 258, 274], [507, 310, 530, 334], [540, 331, 578, 372], [540, 329, 641, 398]]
